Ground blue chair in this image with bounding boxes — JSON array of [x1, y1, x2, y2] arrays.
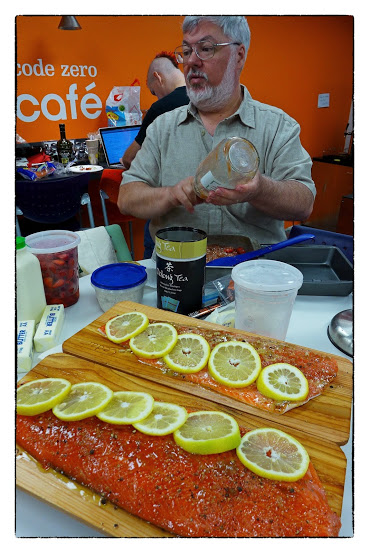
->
[[288, 225, 353, 264], [16, 172, 95, 236]]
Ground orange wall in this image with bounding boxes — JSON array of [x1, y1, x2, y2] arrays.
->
[[16, 15, 353, 158]]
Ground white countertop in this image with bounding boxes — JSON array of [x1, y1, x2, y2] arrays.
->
[[16, 273, 353, 537]]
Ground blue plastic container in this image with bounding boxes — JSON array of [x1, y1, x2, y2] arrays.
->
[[91, 263, 147, 311]]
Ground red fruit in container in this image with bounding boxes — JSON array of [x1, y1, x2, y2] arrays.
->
[[43, 277, 54, 288], [25, 230, 81, 308]]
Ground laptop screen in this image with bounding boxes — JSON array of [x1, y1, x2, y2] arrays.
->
[[99, 126, 141, 165]]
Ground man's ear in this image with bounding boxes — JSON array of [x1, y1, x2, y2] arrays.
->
[[236, 44, 246, 70], [153, 71, 163, 85]]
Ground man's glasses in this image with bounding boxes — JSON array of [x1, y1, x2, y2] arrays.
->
[[174, 40, 241, 64]]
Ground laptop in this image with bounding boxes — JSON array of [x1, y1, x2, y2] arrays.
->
[[99, 125, 141, 168]]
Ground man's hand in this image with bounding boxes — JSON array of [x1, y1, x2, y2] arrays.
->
[[205, 171, 314, 221], [167, 176, 204, 213], [205, 172, 261, 206], [118, 177, 204, 219]]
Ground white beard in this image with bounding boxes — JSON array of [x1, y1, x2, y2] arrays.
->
[[186, 53, 238, 111]]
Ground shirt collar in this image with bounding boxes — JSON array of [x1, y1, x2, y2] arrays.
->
[[178, 85, 256, 128], [177, 102, 198, 125], [237, 85, 256, 128]]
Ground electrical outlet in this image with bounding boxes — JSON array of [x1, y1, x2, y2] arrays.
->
[[318, 93, 330, 108]]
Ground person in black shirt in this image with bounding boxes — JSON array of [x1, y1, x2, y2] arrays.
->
[[121, 52, 189, 258], [121, 52, 189, 169]]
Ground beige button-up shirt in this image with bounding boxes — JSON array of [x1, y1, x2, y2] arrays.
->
[[121, 86, 315, 244]]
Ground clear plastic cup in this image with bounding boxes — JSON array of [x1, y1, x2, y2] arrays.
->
[[86, 139, 99, 165], [26, 230, 81, 308], [231, 259, 303, 340]]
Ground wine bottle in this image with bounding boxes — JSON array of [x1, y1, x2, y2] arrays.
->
[[57, 123, 74, 166]]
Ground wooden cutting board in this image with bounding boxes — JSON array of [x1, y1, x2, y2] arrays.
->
[[16, 353, 347, 538], [63, 301, 353, 445]]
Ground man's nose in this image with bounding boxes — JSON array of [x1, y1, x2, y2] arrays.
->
[[187, 48, 202, 67]]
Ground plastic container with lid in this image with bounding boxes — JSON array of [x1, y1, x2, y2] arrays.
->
[[193, 137, 259, 199], [16, 236, 46, 324], [26, 230, 81, 308], [91, 263, 147, 312], [231, 259, 303, 340]]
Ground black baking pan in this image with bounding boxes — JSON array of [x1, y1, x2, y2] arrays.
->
[[205, 246, 353, 296], [262, 245, 353, 296], [207, 234, 260, 253], [206, 234, 314, 267]]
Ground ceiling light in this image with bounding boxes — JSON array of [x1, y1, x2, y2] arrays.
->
[[58, 16, 82, 30]]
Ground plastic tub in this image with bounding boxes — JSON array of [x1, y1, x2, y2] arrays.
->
[[231, 260, 303, 340], [26, 229, 81, 308], [91, 263, 147, 312]]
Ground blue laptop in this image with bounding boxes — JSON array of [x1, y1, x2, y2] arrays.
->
[[99, 125, 140, 168]]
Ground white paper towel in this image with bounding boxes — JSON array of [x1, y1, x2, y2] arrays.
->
[[77, 227, 118, 276]]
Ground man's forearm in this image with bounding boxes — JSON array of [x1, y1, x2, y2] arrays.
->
[[249, 175, 314, 221], [117, 181, 176, 218], [121, 141, 141, 169], [118, 177, 201, 218]]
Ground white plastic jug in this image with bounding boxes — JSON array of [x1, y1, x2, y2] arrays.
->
[[16, 236, 46, 323]]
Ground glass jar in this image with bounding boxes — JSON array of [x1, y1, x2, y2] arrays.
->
[[194, 137, 259, 199]]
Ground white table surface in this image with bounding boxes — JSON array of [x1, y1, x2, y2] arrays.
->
[[16, 272, 353, 538]]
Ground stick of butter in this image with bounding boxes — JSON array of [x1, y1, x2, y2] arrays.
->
[[17, 320, 36, 372], [34, 304, 65, 353]]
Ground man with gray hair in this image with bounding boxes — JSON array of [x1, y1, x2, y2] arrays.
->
[[118, 16, 315, 245]]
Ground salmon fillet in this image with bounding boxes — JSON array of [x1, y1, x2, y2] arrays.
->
[[16, 412, 341, 537], [100, 322, 339, 414]]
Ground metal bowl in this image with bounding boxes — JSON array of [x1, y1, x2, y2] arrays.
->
[[328, 309, 353, 356]]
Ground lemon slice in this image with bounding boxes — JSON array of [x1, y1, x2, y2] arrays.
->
[[236, 427, 310, 481], [208, 340, 261, 387], [163, 333, 210, 373], [129, 322, 178, 359], [133, 401, 188, 435], [17, 378, 72, 416], [97, 391, 154, 424], [105, 312, 149, 344], [256, 363, 309, 402], [174, 411, 241, 454], [52, 382, 113, 421]]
